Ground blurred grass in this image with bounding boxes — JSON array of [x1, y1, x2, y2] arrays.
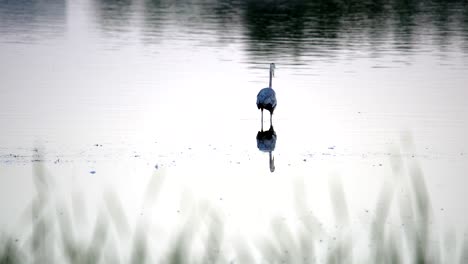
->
[[1, 142, 467, 264]]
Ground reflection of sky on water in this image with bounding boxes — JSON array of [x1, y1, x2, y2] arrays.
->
[[1, 0, 468, 260]]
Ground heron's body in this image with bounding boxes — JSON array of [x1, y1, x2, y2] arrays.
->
[[256, 87, 276, 114]]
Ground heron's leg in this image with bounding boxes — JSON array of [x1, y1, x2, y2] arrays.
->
[[261, 109, 264, 131], [270, 112, 273, 126]]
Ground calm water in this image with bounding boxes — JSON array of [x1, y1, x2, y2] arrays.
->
[[1, 0, 468, 262]]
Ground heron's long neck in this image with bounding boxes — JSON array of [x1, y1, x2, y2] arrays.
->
[[269, 70, 273, 88]]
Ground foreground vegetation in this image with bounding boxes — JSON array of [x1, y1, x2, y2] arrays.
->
[[1, 145, 467, 264]]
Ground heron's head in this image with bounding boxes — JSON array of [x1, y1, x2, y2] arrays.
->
[[270, 63, 276, 77]]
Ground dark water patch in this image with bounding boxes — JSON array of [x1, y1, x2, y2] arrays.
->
[[93, 0, 134, 35], [36, 0, 464, 67], [0, 0, 66, 42]]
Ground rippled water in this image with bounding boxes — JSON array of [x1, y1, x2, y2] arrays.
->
[[1, 0, 468, 261]]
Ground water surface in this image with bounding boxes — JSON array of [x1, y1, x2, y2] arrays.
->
[[1, 0, 468, 262]]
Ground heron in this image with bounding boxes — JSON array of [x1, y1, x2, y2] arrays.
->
[[256, 125, 276, 172], [256, 63, 277, 130]]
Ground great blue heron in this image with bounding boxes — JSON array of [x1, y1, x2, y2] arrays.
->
[[256, 63, 277, 130]]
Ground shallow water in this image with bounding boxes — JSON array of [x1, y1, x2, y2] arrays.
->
[[1, 0, 468, 262]]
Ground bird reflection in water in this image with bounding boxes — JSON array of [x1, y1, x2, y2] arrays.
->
[[256, 125, 276, 172]]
